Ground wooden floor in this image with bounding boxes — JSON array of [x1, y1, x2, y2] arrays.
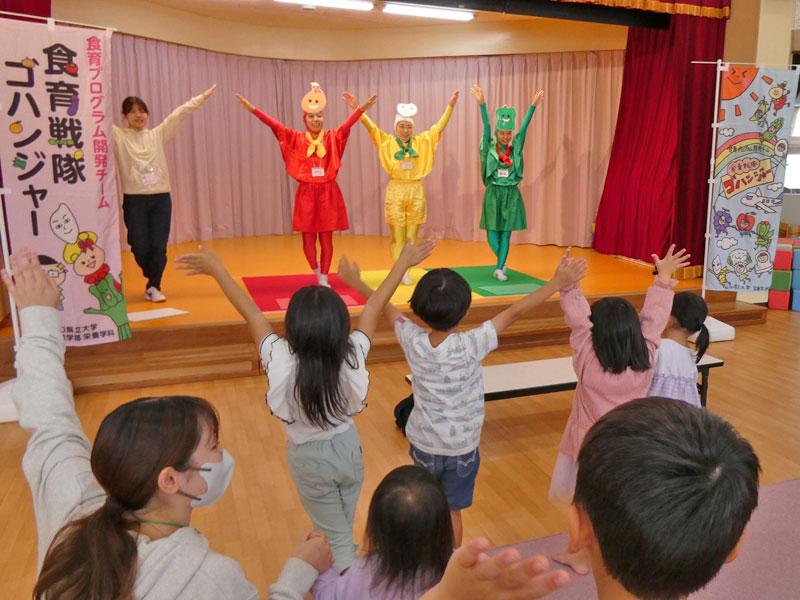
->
[[1, 307, 798, 597]]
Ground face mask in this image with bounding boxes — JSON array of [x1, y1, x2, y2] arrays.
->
[[178, 448, 235, 508]]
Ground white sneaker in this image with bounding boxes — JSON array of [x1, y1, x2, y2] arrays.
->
[[502, 265, 508, 274], [146, 286, 166, 302], [402, 271, 413, 286], [493, 269, 508, 281], [318, 274, 331, 288]]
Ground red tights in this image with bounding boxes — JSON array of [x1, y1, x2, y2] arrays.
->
[[301, 231, 333, 274]]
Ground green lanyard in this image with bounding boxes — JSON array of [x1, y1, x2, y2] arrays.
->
[[138, 518, 186, 529]]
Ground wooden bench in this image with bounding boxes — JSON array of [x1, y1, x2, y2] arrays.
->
[[406, 354, 724, 408]]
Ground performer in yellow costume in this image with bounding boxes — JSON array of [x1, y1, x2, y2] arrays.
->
[[344, 91, 459, 284]]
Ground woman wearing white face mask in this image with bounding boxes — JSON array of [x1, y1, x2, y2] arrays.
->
[[3, 250, 332, 600]]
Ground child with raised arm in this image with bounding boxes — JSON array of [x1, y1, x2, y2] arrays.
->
[[177, 239, 434, 573], [339, 250, 587, 546], [550, 245, 690, 574]]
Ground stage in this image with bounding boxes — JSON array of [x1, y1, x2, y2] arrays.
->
[[0, 234, 767, 392]]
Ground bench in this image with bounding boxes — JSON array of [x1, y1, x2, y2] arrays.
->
[[406, 354, 724, 408]]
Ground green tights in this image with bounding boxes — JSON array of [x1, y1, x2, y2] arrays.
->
[[487, 230, 511, 270]]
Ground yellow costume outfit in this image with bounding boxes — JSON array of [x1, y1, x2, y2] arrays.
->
[[359, 104, 453, 259]]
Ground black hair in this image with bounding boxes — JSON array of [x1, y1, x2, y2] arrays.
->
[[574, 397, 760, 600], [365, 465, 453, 596], [121, 96, 149, 115], [589, 297, 650, 374], [671, 292, 710, 362], [409, 269, 471, 331], [284, 285, 357, 429], [38, 255, 58, 265]]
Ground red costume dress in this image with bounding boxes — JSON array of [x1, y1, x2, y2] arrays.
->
[[253, 108, 363, 233]]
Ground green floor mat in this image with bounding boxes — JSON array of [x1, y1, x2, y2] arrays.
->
[[445, 266, 547, 297]]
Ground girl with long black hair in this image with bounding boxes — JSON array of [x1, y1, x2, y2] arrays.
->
[[177, 239, 434, 572]]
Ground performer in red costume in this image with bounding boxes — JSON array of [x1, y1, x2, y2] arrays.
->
[[236, 83, 376, 286]]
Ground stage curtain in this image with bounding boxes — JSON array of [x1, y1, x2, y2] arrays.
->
[[592, 11, 726, 261], [111, 34, 624, 246], [0, 0, 50, 17]]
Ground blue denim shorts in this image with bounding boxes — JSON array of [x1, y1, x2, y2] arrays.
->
[[409, 445, 480, 510]]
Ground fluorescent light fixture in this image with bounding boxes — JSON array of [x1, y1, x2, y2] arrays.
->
[[274, 0, 374, 11], [382, 2, 474, 21]]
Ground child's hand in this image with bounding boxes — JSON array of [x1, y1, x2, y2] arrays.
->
[[398, 239, 436, 269], [421, 538, 569, 600], [337, 255, 362, 287], [292, 534, 333, 573], [1, 249, 60, 309], [532, 89, 544, 107], [652, 244, 691, 284], [552, 249, 587, 289], [176, 245, 225, 277]]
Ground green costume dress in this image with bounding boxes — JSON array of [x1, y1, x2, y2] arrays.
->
[[478, 103, 535, 231]]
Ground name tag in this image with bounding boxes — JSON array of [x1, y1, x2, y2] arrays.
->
[[401, 161, 414, 171], [497, 168, 510, 179], [311, 167, 325, 177], [136, 166, 157, 186]]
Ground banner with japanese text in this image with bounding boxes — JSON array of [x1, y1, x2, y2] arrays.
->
[[0, 18, 129, 345], [705, 66, 799, 291]]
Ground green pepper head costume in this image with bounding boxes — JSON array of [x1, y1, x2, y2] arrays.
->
[[495, 106, 517, 133]]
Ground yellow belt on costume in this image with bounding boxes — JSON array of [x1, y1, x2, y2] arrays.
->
[[384, 179, 427, 226]]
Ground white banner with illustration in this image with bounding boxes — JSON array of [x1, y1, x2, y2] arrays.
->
[[0, 18, 128, 345], [705, 65, 799, 291]]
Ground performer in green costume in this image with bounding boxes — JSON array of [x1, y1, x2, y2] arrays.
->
[[471, 84, 544, 281]]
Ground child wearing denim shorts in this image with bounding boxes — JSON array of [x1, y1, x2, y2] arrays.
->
[[342, 251, 587, 545]]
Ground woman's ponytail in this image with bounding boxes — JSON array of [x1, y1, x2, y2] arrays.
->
[[34, 498, 140, 600]]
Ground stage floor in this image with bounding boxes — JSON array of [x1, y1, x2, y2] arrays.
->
[[119, 234, 699, 329], [0, 233, 702, 336]]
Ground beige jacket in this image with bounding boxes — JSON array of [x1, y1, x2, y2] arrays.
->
[[112, 94, 205, 195]]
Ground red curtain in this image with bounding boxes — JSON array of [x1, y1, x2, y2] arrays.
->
[[0, 0, 50, 17], [592, 12, 726, 262]]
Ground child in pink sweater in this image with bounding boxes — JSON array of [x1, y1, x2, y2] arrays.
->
[[550, 245, 691, 575]]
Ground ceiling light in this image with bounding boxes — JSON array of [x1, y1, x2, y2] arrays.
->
[[382, 3, 474, 21], [274, 0, 374, 11]]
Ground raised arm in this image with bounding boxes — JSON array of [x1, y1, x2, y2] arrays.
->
[[517, 89, 543, 146], [3, 250, 104, 560], [176, 246, 272, 345], [338, 94, 375, 134], [156, 84, 215, 143], [343, 90, 386, 149], [339, 240, 435, 339], [640, 245, 690, 346], [426, 91, 458, 147], [236, 92, 287, 141], [471, 85, 492, 142], [492, 250, 587, 335]]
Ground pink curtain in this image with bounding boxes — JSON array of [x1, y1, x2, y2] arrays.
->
[[112, 34, 624, 246]]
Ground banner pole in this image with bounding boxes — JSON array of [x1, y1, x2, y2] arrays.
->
[[701, 59, 726, 300], [0, 189, 21, 345]]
